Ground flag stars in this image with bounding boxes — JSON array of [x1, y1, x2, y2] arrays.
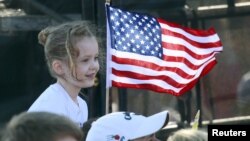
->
[[125, 33, 130, 38], [125, 23, 130, 28], [155, 47, 159, 51], [150, 41, 154, 45], [123, 14, 128, 19], [147, 23, 151, 28], [121, 27, 125, 32], [151, 50, 155, 55], [109, 6, 163, 59], [123, 46, 127, 50], [135, 34, 140, 39], [117, 40, 122, 45], [110, 15, 115, 21], [156, 34, 160, 39], [140, 30, 144, 35], [130, 29, 135, 34], [115, 21, 120, 26], [131, 39, 135, 43], [116, 31, 121, 36]]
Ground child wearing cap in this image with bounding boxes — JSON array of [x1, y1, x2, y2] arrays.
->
[[85, 110, 169, 141]]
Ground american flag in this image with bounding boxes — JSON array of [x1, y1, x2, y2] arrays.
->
[[106, 5, 223, 96]]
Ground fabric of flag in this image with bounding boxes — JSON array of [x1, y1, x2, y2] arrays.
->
[[106, 5, 223, 96]]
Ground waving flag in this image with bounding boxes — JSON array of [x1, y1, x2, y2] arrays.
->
[[106, 5, 223, 96]]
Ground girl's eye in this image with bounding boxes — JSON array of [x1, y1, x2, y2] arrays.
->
[[81, 59, 89, 62], [95, 56, 99, 60]]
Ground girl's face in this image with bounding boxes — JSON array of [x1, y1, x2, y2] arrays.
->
[[63, 36, 100, 89]]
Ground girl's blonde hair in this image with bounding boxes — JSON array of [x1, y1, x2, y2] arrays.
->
[[38, 21, 100, 79]]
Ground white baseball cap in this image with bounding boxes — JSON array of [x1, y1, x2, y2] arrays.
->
[[86, 110, 169, 141]]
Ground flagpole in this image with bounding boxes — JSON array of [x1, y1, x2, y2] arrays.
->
[[106, 0, 111, 5], [105, 0, 111, 114]]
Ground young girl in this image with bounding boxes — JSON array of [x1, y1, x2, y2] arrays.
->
[[28, 21, 100, 127]]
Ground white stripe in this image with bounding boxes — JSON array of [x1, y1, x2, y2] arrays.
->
[[159, 22, 220, 43], [162, 35, 223, 55], [111, 74, 182, 93], [163, 48, 217, 65]]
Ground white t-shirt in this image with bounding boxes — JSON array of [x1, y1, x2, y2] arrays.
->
[[28, 83, 88, 127]]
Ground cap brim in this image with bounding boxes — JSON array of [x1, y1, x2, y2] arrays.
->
[[130, 111, 169, 139]]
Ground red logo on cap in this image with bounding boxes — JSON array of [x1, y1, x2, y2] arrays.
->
[[114, 135, 120, 140]]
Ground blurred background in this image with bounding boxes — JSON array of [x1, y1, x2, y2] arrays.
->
[[0, 0, 250, 130]]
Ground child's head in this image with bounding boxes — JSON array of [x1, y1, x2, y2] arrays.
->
[[167, 128, 207, 141], [86, 111, 169, 141], [38, 21, 100, 88], [2, 112, 83, 141]]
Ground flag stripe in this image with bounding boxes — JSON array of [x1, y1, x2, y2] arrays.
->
[[112, 68, 191, 88], [112, 55, 193, 79], [161, 30, 223, 49], [162, 35, 223, 54], [158, 18, 220, 38], [161, 42, 218, 60]]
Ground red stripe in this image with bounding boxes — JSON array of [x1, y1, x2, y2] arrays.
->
[[112, 81, 179, 96], [161, 28, 222, 49], [158, 18, 217, 37], [112, 55, 196, 79], [162, 55, 214, 70], [162, 42, 216, 60], [112, 68, 187, 88]]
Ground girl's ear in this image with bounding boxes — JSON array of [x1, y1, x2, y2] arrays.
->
[[52, 60, 65, 75]]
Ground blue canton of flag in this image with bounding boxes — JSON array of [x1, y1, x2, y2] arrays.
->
[[108, 6, 163, 59]]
